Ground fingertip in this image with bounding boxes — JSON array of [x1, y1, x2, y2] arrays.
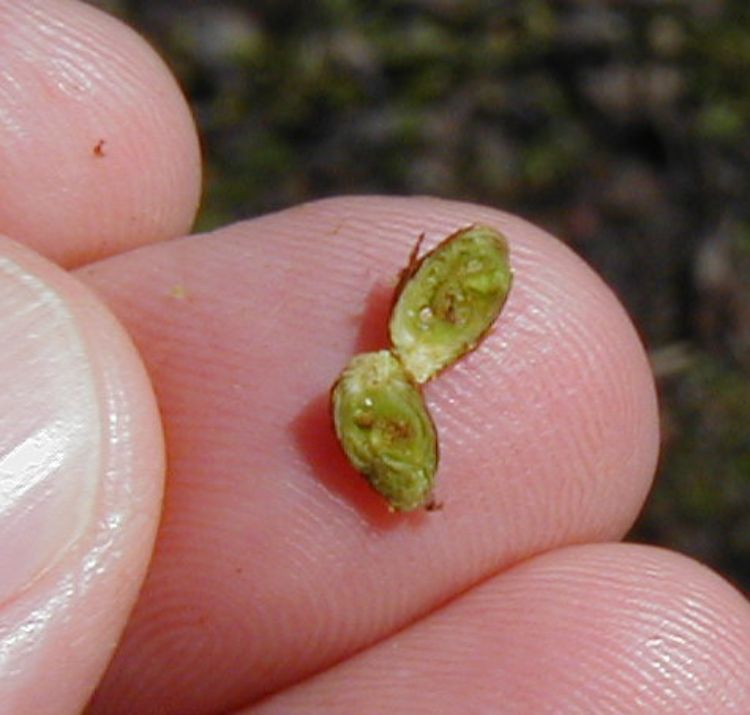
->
[[245, 195, 660, 540], [76, 196, 660, 713], [0, 0, 201, 266]]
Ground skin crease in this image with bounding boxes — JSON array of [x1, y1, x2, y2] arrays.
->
[[0, 1, 747, 714]]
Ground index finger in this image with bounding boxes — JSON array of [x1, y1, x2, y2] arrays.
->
[[80, 195, 660, 714]]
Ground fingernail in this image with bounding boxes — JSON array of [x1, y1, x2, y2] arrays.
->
[[0, 253, 100, 605]]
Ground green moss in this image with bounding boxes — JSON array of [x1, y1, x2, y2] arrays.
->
[[696, 103, 745, 141], [634, 355, 750, 582]]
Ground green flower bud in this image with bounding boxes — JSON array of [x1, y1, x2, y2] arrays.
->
[[389, 225, 512, 383], [331, 350, 438, 511], [331, 224, 512, 512]]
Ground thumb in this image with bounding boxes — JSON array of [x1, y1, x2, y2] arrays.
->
[[0, 237, 163, 714]]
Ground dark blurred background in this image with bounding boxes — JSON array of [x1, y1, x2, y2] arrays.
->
[[91, 0, 750, 593]]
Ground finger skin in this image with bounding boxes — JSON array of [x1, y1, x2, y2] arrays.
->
[[0, 0, 201, 266], [0, 237, 164, 715], [79, 196, 659, 714], [250, 543, 750, 714]]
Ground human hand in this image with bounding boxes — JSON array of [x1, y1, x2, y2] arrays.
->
[[1, 2, 748, 713]]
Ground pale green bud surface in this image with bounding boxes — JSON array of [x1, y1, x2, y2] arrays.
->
[[332, 224, 512, 512], [332, 350, 438, 511], [389, 225, 512, 384]]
